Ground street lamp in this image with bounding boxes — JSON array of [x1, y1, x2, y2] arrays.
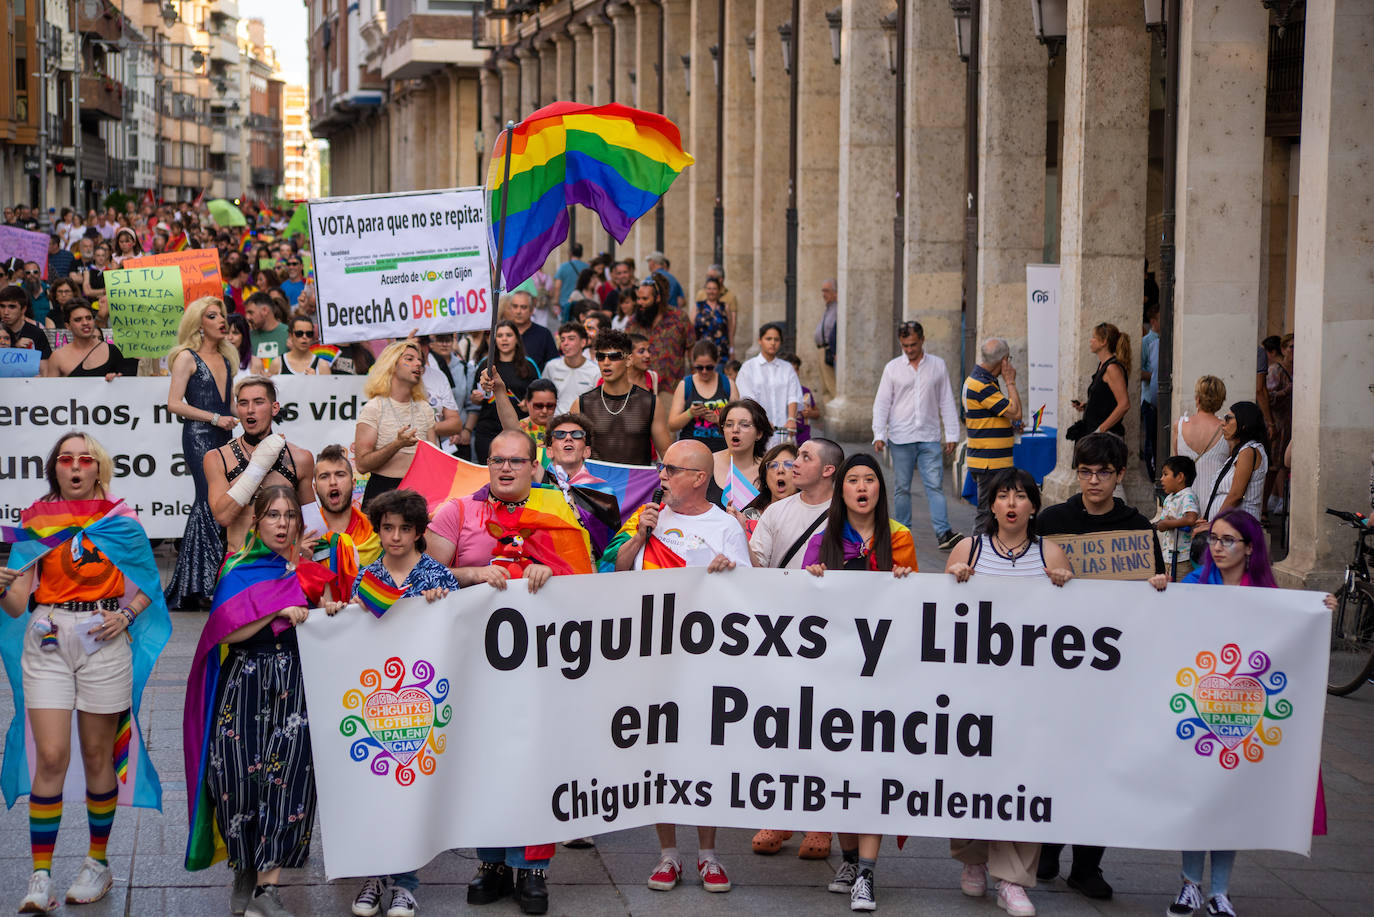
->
[[681, 54, 691, 95], [160, 2, 177, 27], [777, 21, 793, 75], [826, 7, 843, 64], [880, 10, 898, 74], [191, 49, 205, 68], [708, 44, 720, 89], [1142, 0, 1165, 27], [1030, 0, 1067, 57], [746, 31, 756, 81], [949, 0, 971, 62]]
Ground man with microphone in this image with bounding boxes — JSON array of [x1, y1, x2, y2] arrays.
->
[[599, 440, 751, 895]]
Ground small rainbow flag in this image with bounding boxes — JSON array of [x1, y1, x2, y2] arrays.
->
[[310, 344, 340, 365], [487, 102, 693, 289], [237, 228, 253, 252], [1032, 405, 1045, 432], [1, 499, 116, 551], [355, 569, 404, 618], [168, 231, 189, 252]]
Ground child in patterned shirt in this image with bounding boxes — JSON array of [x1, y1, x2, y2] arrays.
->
[[1157, 455, 1200, 580]]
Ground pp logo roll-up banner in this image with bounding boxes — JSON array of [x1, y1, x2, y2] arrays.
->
[[309, 188, 494, 345]]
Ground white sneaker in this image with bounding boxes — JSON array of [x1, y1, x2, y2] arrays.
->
[[849, 869, 876, 911], [65, 856, 114, 904], [18, 872, 57, 914], [828, 860, 860, 893], [961, 862, 988, 897], [352, 877, 384, 916], [385, 886, 417, 917], [997, 880, 1036, 917]]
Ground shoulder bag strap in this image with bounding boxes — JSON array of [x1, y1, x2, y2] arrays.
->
[[1202, 451, 1240, 520], [779, 511, 829, 568]]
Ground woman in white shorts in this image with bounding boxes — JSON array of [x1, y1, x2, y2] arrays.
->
[[0, 433, 154, 913]]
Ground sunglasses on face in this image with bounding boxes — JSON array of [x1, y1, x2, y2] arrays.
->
[[693, 363, 714, 371], [550, 429, 587, 441], [530, 401, 557, 411], [595, 351, 625, 362], [291, 329, 314, 338], [287, 261, 301, 266], [56, 454, 97, 468], [655, 462, 698, 477]]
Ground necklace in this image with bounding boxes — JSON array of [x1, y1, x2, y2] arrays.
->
[[993, 534, 1031, 564], [489, 493, 529, 512], [600, 385, 631, 416]]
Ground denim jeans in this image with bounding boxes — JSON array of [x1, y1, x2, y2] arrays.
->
[[477, 847, 550, 869], [888, 441, 951, 537], [387, 871, 419, 892], [1181, 850, 1235, 896]]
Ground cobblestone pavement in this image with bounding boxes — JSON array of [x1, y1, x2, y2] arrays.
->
[[0, 451, 1368, 916]]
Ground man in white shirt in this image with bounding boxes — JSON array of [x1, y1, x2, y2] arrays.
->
[[749, 438, 844, 569], [734, 322, 803, 447], [543, 322, 601, 413], [872, 321, 963, 549], [603, 439, 748, 896]]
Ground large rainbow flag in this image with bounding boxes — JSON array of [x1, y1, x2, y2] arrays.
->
[[487, 102, 693, 289], [0, 500, 171, 811], [598, 504, 685, 571], [183, 536, 333, 870], [315, 506, 382, 604]]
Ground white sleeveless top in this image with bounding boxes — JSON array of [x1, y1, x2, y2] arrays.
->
[[970, 534, 1048, 578], [1177, 415, 1230, 511], [1207, 441, 1268, 521]]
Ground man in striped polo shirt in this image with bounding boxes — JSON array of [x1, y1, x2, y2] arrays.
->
[[961, 338, 1023, 533]]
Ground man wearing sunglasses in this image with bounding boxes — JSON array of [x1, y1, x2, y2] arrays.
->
[[571, 328, 671, 465], [543, 322, 599, 413], [278, 253, 307, 307], [1030, 431, 1163, 902]]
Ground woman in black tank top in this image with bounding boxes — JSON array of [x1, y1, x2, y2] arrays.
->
[[1070, 322, 1130, 440]]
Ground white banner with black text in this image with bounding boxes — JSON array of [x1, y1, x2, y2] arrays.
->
[[0, 376, 366, 538], [295, 569, 1329, 879]]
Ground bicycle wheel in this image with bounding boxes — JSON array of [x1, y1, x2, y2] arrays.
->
[[1328, 584, 1374, 696]]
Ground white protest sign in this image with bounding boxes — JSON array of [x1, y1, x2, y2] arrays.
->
[[296, 569, 1328, 879], [1026, 263, 1060, 432], [308, 189, 494, 345], [0, 376, 366, 538]]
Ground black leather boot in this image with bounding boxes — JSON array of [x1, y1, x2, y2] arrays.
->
[[515, 868, 549, 915], [466, 861, 513, 905]]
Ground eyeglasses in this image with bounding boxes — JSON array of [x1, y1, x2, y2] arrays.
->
[[550, 429, 586, 441], [260, 510, 300, 523], [291, 329, 314, 338], [595, 351, 625, 362], [487, 456, 533, 468], [56, 454, 97, 468], [723, 420, 755, 430], [693, 363, 715, 372], [655, 462, 699, 477], [1206, 534, 1245, 550], [767, 460, 795, 471], [1076, 467, 1117, 481]]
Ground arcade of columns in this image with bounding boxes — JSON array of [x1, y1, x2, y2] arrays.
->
[[476, 0, 1372, 588]]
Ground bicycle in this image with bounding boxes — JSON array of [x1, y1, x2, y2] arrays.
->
[[1325, 507, 1374, 696]]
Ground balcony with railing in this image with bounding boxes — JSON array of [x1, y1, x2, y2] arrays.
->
[[80, 75, 125, 120], [379, 3, 484, 81], [76, 1, 123, 41]]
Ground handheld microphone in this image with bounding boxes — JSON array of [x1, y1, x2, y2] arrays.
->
[[646, 487, 664, 535]]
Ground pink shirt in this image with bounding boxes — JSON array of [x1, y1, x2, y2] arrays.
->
[[430, 496, 501, 568]]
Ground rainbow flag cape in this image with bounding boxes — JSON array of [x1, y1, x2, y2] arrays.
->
[[183, 536, 332, 870], [0, 500, 171, 811], [800, 519, 919, 572], [599, 504, 686, 571], [354, 569, 404, 618], [314, 506, 382, 602], [487, 102, 693, 288], [467, 484, 595, 576], [0, 499, 117, 554], [310, 344, 340, 365], [721, 462, 760, 512]]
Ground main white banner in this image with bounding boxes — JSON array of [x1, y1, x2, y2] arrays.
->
[[308, 188, 494, 345], [0, 376, 365, 538], [296, 569, 1329, 879]]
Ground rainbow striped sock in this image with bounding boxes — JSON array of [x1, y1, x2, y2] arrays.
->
[[86, 787, 118, 865], [29, 792, 62, 873]]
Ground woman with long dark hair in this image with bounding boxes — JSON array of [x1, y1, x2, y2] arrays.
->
[[1068, 321, 1131, 440], [1195, 401, 1268, 535], [469, 320, 539, 464], [800, 454, 916, 911], [225, 313, 253, 375]]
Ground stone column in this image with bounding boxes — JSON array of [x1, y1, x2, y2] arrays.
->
[[1275, 0, 1374, 589], [1041, 0, 1150, 506], [828, 0, 896, 440], [632, 0, 662, 113], [499, 58, 520, 128], [553, 32, 572, 102], [975, 1, 1046, 379], [570, 22, 596, 254], [538, 37, 557, 110], [590, 15, 618, 254], [795, 0, 841, 398], [659, 0, 693, 274], [609, 0, 641, 257], [752, 0, 789, 339], [516, 45, 537, 117], [721, 0, 755, 339], [687, 0, 722, 294], [1170, 3, 1267, 423], [905, 0, 966, 372], [456, 72, 480, 187]]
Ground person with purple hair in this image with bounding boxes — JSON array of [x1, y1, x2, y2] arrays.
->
[[1149, 508, 1325, 917]]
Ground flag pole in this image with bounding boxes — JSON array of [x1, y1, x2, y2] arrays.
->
[[489, 119, 517, 348]]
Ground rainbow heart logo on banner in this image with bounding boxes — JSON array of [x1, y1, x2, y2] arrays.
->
[[1171, 643, 1290, 769], [341, 657, 450, 785]]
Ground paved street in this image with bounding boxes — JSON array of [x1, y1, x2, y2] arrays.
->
[[0, 467, 1370, 916]]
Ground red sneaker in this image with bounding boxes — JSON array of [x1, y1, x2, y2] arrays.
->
[[698, 857, 732, 893], [646, 855, 682, 891]]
